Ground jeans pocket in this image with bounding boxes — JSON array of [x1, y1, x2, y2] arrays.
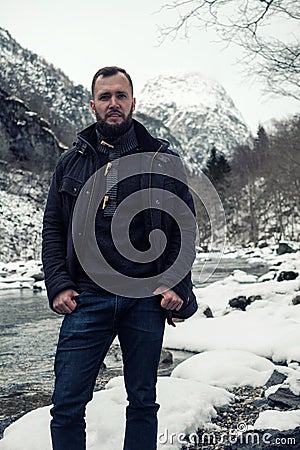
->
[[72, 291, 89, 305]]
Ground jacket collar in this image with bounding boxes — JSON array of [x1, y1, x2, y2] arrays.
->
[[75, 118, 169, 155]]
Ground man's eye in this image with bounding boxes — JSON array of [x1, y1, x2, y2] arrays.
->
[[117, 93, 127, 99], [99, 95, 110, 101]]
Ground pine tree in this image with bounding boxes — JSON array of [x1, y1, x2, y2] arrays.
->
[[253, 125, 269, 174], [203, 146, 231, 190]]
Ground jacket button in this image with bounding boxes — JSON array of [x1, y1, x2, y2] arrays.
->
[[73, 187, 77, 193]]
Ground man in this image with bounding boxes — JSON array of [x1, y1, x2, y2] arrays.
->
[[42, 66, 197, 450]]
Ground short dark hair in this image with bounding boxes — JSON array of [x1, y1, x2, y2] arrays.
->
[[91, 66, 134, 98]]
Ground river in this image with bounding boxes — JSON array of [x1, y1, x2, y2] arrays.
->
[[0, 255, 267, 436]]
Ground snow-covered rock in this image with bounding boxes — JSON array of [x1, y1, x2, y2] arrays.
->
[[253, 410, 300, 431], [171, 350, 275, 388]]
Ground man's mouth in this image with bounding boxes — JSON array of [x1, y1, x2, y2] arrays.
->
[[107, 111, 124, 118]]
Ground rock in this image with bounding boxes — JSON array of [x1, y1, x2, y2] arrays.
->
[[23, 268, 44, 281], [277, 271, 299, 282], [203, 306, 214, 318], [265, 370, 287, 389], [250, 398, 269, 409], [32, 280, 45, 291], [276, 242, 296, 255], [160, 348, 173, 365], [198, 302, 214, 318], [267, 386, 300, 409], [229, 296, 250, 311], [32, 271, 44, 281], [231, 270, 258, 283], [258, 271, 276, 282], [228, 295, 261, 311], [0, 88, 65, 171], [258, 241, 268, 249], [248, 295, 262, 303], [292, 295, 300, 306]]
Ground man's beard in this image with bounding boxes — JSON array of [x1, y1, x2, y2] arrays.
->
[[96, 106, 134, 139]]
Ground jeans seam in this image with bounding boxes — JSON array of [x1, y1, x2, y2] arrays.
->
[[113, 295, 118, 323]]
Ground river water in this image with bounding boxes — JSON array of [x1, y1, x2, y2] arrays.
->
[[0, 255, 267, 435]]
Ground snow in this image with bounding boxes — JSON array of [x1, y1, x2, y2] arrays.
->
[[0, 259, 45, 289], [1, 247, 300, 448], [0, 377, 233, 450], [253, 410, 300, 431], [139, 72, 226, 110], [137, 71, 250, 166], [165, 250, 300, 363], [171, 350, 275, 388]]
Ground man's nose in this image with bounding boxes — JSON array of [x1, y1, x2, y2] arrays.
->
[[109, 96, 120, 108]]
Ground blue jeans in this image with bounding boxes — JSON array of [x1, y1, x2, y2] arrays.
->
[[50, 292, 166, 450]]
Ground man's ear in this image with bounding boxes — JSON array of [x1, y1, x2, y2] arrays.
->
[[90, 100, 96, 114], [132, 97, 136, 112]]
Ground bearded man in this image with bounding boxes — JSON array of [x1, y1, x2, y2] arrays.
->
[[42, 66, 197, 450]]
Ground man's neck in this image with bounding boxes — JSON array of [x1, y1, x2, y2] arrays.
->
[[96, 123, 138, 155]]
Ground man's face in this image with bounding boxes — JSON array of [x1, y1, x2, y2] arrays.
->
[[90, 72, 136, 137]]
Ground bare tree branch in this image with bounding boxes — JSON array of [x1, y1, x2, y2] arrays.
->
[[157, 0, 300, 100]]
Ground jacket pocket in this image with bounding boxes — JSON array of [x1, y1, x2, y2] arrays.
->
[[59, 176, 82, 197]]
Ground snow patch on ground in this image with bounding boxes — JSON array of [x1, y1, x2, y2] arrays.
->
[[253, 410, 300, 431], [171, 350, 275, 388], [0, 377, 233, 450]]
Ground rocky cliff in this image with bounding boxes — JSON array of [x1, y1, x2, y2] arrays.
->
[[0, 88, 66, 171]]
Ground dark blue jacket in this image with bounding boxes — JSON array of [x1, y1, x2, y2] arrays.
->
[[42, 119, 197, 324]]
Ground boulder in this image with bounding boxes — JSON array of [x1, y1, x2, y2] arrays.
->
[[159, 348, 173, 365], [198, 302, 214, 318], [267, 386, 300, 409], [265, 370, 287, 389], [276, 242, 296, 255], [203, 306, 214, 318], [229, 295, 262, 311], [277, 271, 299, 282], [292, 295, 300, 306], [229, 296, 250, 311]]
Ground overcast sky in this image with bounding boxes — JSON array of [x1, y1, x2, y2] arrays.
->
[[1, 0, 299, 132]]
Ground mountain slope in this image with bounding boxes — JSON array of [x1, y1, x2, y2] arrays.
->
[[0, 27, 92, 146], [137, 72, 251, 166], [0, 88, 66, 170]]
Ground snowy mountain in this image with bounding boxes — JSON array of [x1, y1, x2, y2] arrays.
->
[[137, 72, 251, 166], [0, 27, 92, 147]]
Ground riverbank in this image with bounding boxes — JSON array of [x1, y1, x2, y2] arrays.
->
[[0, 243, 299, 449]]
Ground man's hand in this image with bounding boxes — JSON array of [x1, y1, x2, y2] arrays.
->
[[53, 288, 79, 314], [154, 285, 183, 311]]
